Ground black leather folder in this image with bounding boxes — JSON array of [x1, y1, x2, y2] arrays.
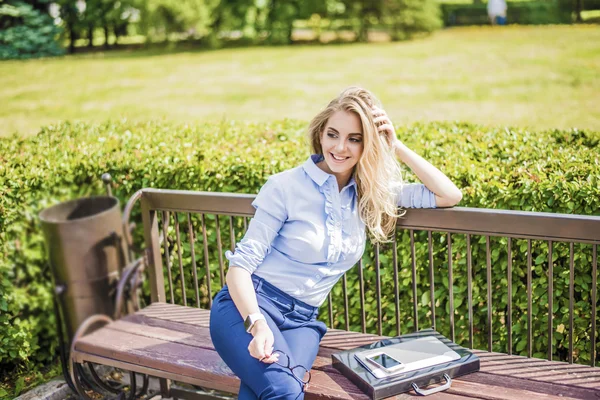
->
[[331, 329, 480, 399]]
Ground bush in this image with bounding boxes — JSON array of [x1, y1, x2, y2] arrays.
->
[[440, 1, 573, 26], [584, 0, 600, 10], [1, 120, 599, 382], [384, 0, 443, 41], [0, 1, 64, 60]]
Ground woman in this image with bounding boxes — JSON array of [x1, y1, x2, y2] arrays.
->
[[209, 87, 462, 400]]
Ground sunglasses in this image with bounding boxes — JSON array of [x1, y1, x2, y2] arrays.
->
[[270, 350, 311, 391]]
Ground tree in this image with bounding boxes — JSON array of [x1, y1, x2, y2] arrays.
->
[[576, 0, 583, 22], [137, 0, 216, 42], [78, 0, 138, 48], [383, 0, 442, 41], [55, 0, 80, 52], [0, 1, 64, 59], [265, 0, 301, 44], [340, 0, 384, 42]]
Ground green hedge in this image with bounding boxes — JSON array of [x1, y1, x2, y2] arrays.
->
[[583, 0, 600, 11], [1, 120, 599, 392], [440, 1, 573, 26]]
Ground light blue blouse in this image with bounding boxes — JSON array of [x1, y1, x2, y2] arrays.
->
[[225, 154, 436, 307]]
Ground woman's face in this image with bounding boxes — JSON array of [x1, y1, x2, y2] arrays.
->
[[320, 110, 364, 178]]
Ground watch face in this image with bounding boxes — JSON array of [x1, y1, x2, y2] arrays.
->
[[244, 314, 263, 332]]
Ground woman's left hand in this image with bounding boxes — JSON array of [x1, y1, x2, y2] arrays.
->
[[372, 106, 400, 149]]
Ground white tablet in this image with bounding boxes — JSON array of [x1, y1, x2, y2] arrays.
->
[[354, 336, 461, 379]]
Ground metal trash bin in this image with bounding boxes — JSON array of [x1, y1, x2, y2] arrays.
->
[[39, 196, 127, 342]]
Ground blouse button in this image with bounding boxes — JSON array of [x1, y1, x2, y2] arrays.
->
[[336, 221, 341, 227]]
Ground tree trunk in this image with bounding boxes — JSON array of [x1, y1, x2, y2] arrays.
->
[[355, 1, 369, 43], [266, 0, 276, 35], [62, 5, 77, 54], [69, 24, 76, 53], [87, 24, 94, 48], [210, 3, 224, 33], [576, 0, 583, 22], [285, 1, 298, 44], [69, 22, 77, 54], [286, 21, 293, 44], [104, 24, 110, 49], [357, 15, 369, 42]]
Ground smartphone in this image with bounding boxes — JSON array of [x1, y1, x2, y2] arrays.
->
[[365, 352, 404, 373]]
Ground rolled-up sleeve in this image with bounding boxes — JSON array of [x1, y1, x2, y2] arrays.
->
[[397, 183, 437, 209], [225, 178, 287, 274]]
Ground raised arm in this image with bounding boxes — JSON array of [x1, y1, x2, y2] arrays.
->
[[372, 106, 462, 208], [392, 141, 462, 207]]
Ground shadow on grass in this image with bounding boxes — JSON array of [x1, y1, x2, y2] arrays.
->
[[63, 35, 388, 61]]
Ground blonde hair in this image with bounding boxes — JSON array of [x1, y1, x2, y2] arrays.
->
[[308, 87, 405, 243]]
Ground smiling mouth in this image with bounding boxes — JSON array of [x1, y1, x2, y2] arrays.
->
[[330, 153, 349, 161]]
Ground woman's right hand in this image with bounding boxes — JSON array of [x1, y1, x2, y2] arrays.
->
[[248, 320, 280, 363]]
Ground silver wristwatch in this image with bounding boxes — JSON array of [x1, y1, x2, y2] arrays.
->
[[244, 313, 266, 333]]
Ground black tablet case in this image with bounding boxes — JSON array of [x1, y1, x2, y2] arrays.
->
[[331, 329, 480, 399]]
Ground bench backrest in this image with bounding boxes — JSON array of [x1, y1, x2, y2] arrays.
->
[[133, 188, 600, 367]]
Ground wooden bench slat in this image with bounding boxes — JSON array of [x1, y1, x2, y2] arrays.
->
[[75, 327, 234, 378], [394, 391, 471, 400], [444, 380, 580, 400], [74, 325, 370, 400], [109, 316, 346, 377], [460, 371, 600, 399], [469, 350, 600, 389], [114, 313, 363, 386], [74, 303, 600, 399], [137, 303, 384, 347], [109, 319, 215, 350], [132, 304, 600, 396], [72, 350, 237, 394], [124, 312, 210, 334], [75, 348, 370, 400]]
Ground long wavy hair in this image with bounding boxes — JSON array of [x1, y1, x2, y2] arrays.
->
[[308, 87, 405, 243]]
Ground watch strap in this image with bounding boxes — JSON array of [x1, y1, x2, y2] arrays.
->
[[244, 313, 266, 333]]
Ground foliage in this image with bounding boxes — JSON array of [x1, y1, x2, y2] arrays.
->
[[2, 0, 590, 58], [384, 0, 442, 41], [48, 0, 443, 50], [137, 0, 217, 41], [54, 0, 140, 51], [440, 0, 573, 26], [1, 120, 599, 385], [0, 1, 64, 59], [583, 0, 600, 11], [0, 358, 62, 399]]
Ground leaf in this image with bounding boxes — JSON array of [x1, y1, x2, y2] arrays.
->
[[421, 291, 429, 307], [535, 254, 546, 265], [15, 376, 25, 396]]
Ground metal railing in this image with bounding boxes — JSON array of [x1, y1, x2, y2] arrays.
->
[[134, 188, 599, 367]]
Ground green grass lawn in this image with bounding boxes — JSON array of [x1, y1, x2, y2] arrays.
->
[[1, 24, 599, 137]]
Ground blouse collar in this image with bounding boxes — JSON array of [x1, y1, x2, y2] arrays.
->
[[303, 154, 357, 190]]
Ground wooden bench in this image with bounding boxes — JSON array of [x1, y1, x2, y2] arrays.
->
[[70, 189, 600, 399]]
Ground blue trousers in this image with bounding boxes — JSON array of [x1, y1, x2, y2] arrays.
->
[[209, 275, 328, 400]]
